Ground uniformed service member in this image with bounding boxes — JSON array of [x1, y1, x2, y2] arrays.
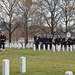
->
[[0, 31, 6, 50]]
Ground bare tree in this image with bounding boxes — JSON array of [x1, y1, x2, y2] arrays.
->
[[59, 0, 75, 34], [0, 0, 21, 43], [18, 0, 35, 46], [39, 0, 62, 36]]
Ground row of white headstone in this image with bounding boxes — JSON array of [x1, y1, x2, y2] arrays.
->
[[2, 57, 26, 75], [5, 42, 24, 49], [5, 42, 34, 49], [33, 44, 75, 52], [4, 42, 75, 52], [2, 57, 73, 75]]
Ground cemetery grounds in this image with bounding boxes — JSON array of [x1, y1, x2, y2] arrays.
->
[[0, 48, 75, 75]]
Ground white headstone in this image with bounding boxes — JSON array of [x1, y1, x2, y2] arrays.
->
[[30, 43, 33, 48], [18, 43, 20, 49], [6, 43, 10, 48], [70, 45, 72, 52], [47, 44, 50, 50], [20, 57, 26, 73], [57, 45, 61, 52], [26, 43, 30, 48], [19, 43, 22, 48], [6, 43, 9, 48], [5, 43, 7, 48], [23, 43, 25, 49], [33, 44, 36, 51], [38, 44, 41, 51], [65, 71, 73, 75], [66, 45, 69, 52], [14, 42, 18, 48], [60, 44, 61, 50], [43, 44, 45, 50], [62, 45, 65, 51], [11, 43, 14, 48], [9, 43, 12, 48], [52, 44, 55, 52], [2, 60, 9, 75], [73, 45, 75, 51]]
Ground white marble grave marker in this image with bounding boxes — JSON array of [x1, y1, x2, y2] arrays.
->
[[66, 45, 69, 52], [30, 43, 33, 48], [26, 43, 30, 48], [73, 45, 75, 51], [70, 45, 72, 52], [65, 71, 73, 75], [23, 43, 25, 49], [18, 42, 20, 49], [43, 44, 45, 50], [57, 45, 60, 52], [2, 59, 10, 75], [14, 42, 18, 48], [52, 44, 55, 52], [48, 44, 50, 50], [20, 57, 26, 73], [11, 43, 14, 48], [33, 44, 36, 51], [38, 44, 41, 51], [9, 43, 12, 48]]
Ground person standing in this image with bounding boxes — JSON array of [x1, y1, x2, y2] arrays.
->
[[0, 31, 6, 51], [49, 35, 53, 49], [34, 34, 37, 44], [61, 35, 66, 47]]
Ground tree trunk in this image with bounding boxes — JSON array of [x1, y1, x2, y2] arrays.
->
[[66, 18, 68, 34], [9, 22, 12, 44], [65, 6, 68, 34], [51, 11, 54, 36], [9, 31, 11, 43], [24, 14, 28, 47]]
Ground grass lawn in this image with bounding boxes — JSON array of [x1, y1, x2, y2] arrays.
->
[[0, 48, 75, 75]]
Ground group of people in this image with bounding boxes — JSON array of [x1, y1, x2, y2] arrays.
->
[[34, 34, 75, 49], [0, 31, 6, 51]]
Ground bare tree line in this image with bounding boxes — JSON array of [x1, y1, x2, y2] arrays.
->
[[0, 0, 75, 46]]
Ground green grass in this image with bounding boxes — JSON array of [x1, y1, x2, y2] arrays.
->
[[0, 48, 75, 75]]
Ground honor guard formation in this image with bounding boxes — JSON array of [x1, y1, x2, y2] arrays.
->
[[34, 33, 75, 51]]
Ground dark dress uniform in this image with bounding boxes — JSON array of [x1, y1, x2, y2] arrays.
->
[[35, 36, 40, 49], [39, 36, 43, 49], [61, 37, 65, 47], [69, 37, 73, 46], [65, 38, 69, 47], [54, 36, 61, 50], [34, 35, 37, 44], [73, 38, 75, 45], [0, 34, 6, 49], [65, 37, 73, 47], [55, 37, 61, 45], [49, 36, 53, 49], [46, 35, 50, 49]]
